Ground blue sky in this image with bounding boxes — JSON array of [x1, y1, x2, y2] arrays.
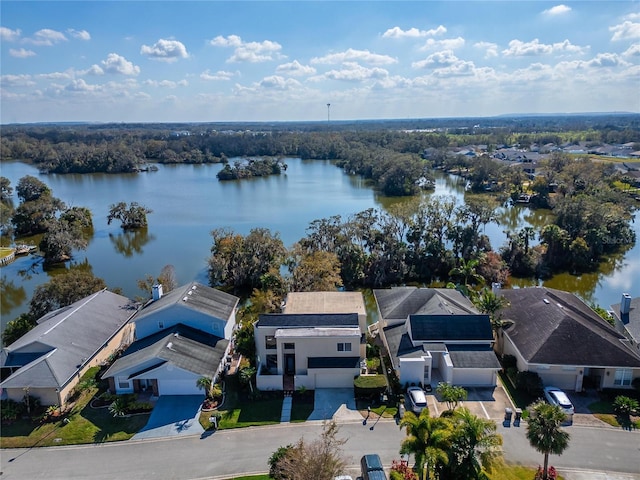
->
[[1, 1, 639, 123]]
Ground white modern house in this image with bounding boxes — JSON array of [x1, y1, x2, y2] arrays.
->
[[255, 291, 367, 391]]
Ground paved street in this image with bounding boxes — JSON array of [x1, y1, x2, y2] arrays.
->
[[1, 418, 639, 480]]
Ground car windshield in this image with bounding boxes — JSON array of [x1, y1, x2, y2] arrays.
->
[[551, 391, 572, 407]]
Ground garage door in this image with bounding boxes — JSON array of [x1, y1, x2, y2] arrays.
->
[[453, 368, 496, 387], [158, 379, 202, 396], [539, 372, 576, 390], [315, 372, 355, 389]]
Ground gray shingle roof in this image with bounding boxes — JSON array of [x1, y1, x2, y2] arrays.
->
[[611, 296, 640, 344], [1, 290, 138, 389], [134, 282, 239, 323], [102, 323, 228, 379], [257, 313, 359, 328], [500, 288, 640, 367], [448, 348, 501, 369], [374, 287, 478, 322], [409, 314, 492, 341]]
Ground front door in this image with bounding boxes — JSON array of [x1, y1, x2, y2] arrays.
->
[[285, 354, 295, 375]]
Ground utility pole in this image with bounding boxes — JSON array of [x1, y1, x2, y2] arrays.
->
[[327, 103, 331, 123]]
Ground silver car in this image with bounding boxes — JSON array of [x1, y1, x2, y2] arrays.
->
[[543, 386, 575, 415], [407, 386, 428, 413]]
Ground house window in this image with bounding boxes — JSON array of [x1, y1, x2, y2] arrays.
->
[[118, 380, 130, 389], [265, 335, 276, 350], [266, 354, 278, 370], [337, 342, 352, 352], [158, 321, 164, 329], [283, 343, 295, 350], [614, 368, 632, 386]]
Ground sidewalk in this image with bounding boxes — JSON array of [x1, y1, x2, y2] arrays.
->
[[559, 468, 640, 480]]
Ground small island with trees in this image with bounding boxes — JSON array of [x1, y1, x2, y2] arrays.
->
[[216, 157, 288, 181]]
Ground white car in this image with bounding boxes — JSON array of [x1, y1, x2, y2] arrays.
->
[[543, 386, 575, 415], [407, 386, 428, 414]]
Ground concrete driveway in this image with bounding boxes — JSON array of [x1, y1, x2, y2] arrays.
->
[[132, 395, 204, 440], [427, 382, 514, 420], [308, 388, 362, 421]]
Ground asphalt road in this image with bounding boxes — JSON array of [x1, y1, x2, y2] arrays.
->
[[1, 419, 638, 480]]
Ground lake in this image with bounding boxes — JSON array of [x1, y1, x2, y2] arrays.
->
[[1, 159, 639, 329]]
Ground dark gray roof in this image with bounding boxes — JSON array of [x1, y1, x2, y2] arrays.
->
[[374, 287, 478, 322], [134, 282, 239, 323], [257, 313, 359, 328], [611, 296, 640, 343], [448, 348, 501, 369], [102, 323, 228, 379], [409, 314, 492, 341], [500, 288, 640, 367], [307, 357, 360, 369], [1, 290, 138, 389]]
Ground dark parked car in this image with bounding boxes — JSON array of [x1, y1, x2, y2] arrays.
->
[[360, 454, 387, 480]]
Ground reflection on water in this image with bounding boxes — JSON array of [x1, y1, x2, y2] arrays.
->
[[0, 160, 638, 328], [110, 228, 155, 257]]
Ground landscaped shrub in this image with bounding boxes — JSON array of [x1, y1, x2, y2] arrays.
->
[[613, 395, 639, 416], [354, 374, 387, 401], [390, 459, 418, 480], [501, 354, 517, 370], [1, 399, 25, 423], [515, 370, 543, 397]]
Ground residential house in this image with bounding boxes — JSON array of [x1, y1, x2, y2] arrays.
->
[[374, 287, 500, 388], [255, 291, 367, 391], [610, 293, 640, 354], [0, 289, 138, 407], [102, 282, 239, 396], [498, 287, 640, 391]]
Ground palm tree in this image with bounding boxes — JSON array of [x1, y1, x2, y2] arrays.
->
[[196, 376, 213, 398], [447, 407, 503, 479], [526, 401, 570, 480], [399, 409, 452, 480], [473, 289, 510, 355], [449, 258, 484, 289]]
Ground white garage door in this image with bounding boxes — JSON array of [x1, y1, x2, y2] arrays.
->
[[158, 379, 202, 396], [315, 372, 355, 389], [453, 368, 496, 387], [539, 372, 576, 390]]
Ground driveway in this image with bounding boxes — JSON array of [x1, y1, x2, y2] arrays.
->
[[308, 388, 362, 421], [427, 383, 514, 420], [132, 395, 204, 440]]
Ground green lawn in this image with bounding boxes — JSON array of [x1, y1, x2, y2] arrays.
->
[[488, 462, 564, 480], [0, 388, 149, 448], [498, 372, 536, 411]]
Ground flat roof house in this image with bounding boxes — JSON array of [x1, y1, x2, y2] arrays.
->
[[255, 291, 367, 391], [1, 290, 138, 408]]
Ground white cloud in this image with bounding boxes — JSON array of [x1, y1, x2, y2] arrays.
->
[[101, 53, 140, 76], [542, 5, 572, 16], [420, 37, 465, 51], [321, 62, 389, 82], [67, 29, 91, 41], [623, 13, 640, 22], [382, 25, 447, 39], [584, 53, 628, 68], [200, 70, 236, 81], [259, 75, 302, 90], [412, 50, 459, 68], [140, 39, 189, 62], [474, 41, 498, 58], [210, 34, 283, 63], [144, 79, 188, 88], [610, 21, 640, 41], [26, 29, 67, 46], [1, 74, 36, 87], [0, 27, 21, 42], [502, 38, 588, 56], [65, 79, 100, 93], [622, 44, 640, 57], [10, 48, 36, 58], [83, 65, 105, 76], [311, 48, 397, 66], [276, 60, 316, 76], [38, 71, 74, 80]]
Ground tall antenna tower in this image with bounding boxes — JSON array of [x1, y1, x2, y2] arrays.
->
[[327, 103, 331, 123]]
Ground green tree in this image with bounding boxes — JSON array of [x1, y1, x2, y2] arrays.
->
[[0, 176, 13, 200], [196, 376, 214, 399], [399, 409, 452, 480], [11, 193, 65, 235], [445, 407, 503, 480], [473, 289, 510, 354], [39, 216, 89, 265], [448, 258, 484, 288], [436, 383, 468, 411], [526, 401, 570, 480], [107, 201, 152, 229], [16, 175, 50, 202], [2, 313, 36, 346], [288, 247, 342, 292]]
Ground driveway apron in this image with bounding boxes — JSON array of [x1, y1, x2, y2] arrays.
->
[[308, 388, 362, 421], [132, 395, 204, 440]]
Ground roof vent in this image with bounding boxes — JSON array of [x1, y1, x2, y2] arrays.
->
[[183, 297, 188, 302], [166, 342, 174, 350], [543, 298, 550, 304]]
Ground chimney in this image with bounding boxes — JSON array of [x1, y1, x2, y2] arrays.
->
[[621, 293, 631, 316], [152, 284, 164, 301]]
